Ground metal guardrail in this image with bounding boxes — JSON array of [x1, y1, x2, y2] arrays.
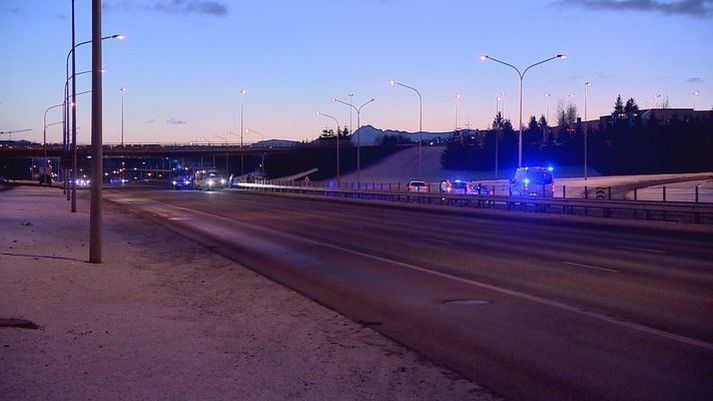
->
[[235, 182, 713, 224]]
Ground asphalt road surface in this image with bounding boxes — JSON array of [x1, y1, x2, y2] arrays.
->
[[107, 187, 713, 401]]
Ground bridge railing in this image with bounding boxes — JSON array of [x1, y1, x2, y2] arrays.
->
[[233, 181, 713, 224]]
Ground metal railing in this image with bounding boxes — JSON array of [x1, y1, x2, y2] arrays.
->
[[233, 181, 713, 224]]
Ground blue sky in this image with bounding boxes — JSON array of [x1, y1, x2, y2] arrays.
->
[[1, 0, 711, 144]]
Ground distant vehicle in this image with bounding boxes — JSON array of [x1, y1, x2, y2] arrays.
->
[[472, 182, 494, 196], [68, 176, 90, 188], [171, 174, 194, 190], [510, 166, 555, 197], [408, 180, 429, 192], [193, 169, 226, 191], [109, 177, 129, 185], [440, 179, 471, 194]]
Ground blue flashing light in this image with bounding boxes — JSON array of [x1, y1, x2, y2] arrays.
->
[[547, 166, 554, 172], [523, 178, 530, 185]]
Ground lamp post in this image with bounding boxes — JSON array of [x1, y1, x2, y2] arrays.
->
[[89, 0, 103, 263], [495, 94, 502, 177], [44, 102, 65, 183], [316, 112, 341, 179], [332, 97, 374, 183], [480, 53, 566, 167], [239, 88, 247, 175], [348, 93, 354, 135], [654, 94, 662, 109], [692, 90, 700, 109], [453, 93, 461, 130], [120, 86, 127, 146], [544, 93, 551, 123], [213, 133, 229, 172], [65, 32, 124, 212], [245, 128, 266, 176], [389, 80, 423, 177], [584, 81, 592, 181]]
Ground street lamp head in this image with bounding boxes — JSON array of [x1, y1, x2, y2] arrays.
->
[[557, 54, 567, 59], [315, 112, 320, 117], [479, 55, 489, 61], [585, 81, 592, 87], [331, 97, 336, 102], [454, 93, 461, 100], [389, 80, 396, 86], [100, 68, 106, 73], [692, 90, 700, 95], [120, 86, 127, 93], [545, 93, 551, 98], [240, 89, 247, 95], [114, 34, 126, 40]]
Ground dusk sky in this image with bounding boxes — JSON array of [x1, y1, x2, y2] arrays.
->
[[1, 0, 711, 144]]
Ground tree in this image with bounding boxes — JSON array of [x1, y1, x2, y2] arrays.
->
[[528, 115, 538, 132], [624, 98, 639, 114], [492, 111, 505, 129], [613, 95, 624, 115], [538, 114, 549, 144], [319, 128, 335, 140]]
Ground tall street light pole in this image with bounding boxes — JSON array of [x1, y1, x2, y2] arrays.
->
[[348, 93, 354, 135], [316, 112, 341, 179], [65, 32, 124, 211], [453, 93, 461, 130], [480, 53, 566, 167], [89, 0, 103, 263], [389, 80, 423, 178], [584, 81, 592, 181], [239, 88, 247, 175], [332, 97, 374, 184], [245, 128, 266, 176], [692, 90, 699, 110], [495, 94, 502, 179], [120, 86, 127, 146], [44, 103, 65, 181]]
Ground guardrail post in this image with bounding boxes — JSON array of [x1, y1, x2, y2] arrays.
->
[[608, 186, 611, 200], [389, 183, 392, 191], [584, 186, 588, 199], [634, 188, 638, 201], [563, 185, 566, 199], [663, 186, 667, 202], [398, 182, 401, 192]]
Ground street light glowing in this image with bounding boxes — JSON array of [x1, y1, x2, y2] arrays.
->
[[240, 88, 247, 95], [389, 80, 396, 86], [331, 97, 336, 102], [315, 112, 320, 117], [454, 93, 461, 99], [585, 81, 592, 87], [480, 55, 489, 61], [114, 34, 126, 40], [557, 54, 567, 59], [120, 86, 127, 93]]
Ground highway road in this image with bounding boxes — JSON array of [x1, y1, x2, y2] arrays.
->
[[107, 187, 713, 401]]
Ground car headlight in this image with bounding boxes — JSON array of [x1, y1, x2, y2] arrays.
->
[[184, 180, 191, 185], [172, 180, 177, 185], [220, 178, 226, 185], [208, 179, 214, 186]]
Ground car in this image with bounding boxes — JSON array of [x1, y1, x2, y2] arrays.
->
[[408, 180, 429, 192], [472, 182, 494, 196], [510, 166, 555, 197], [193, 169, 227, 191], [171, 174, 194, 190], [440, 179, 471, 194]]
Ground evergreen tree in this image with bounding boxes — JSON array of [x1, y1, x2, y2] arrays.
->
[[492, 111, 505, 129], [613, 95, 624, 115], [528, 115, 538, 132], [538, 114, 548, 130], [624, 98, 639, 114]]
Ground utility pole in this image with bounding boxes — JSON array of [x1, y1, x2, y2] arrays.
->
[[89, 0, 103, 263]]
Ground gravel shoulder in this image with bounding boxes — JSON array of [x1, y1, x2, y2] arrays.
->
[[0, 186, 498, 401]]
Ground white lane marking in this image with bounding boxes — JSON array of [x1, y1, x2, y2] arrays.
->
[[616, 245, 666, 254], [168, 216, 192, 221], [562, 261, 619, 273], [110, 194, 713, 353]]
